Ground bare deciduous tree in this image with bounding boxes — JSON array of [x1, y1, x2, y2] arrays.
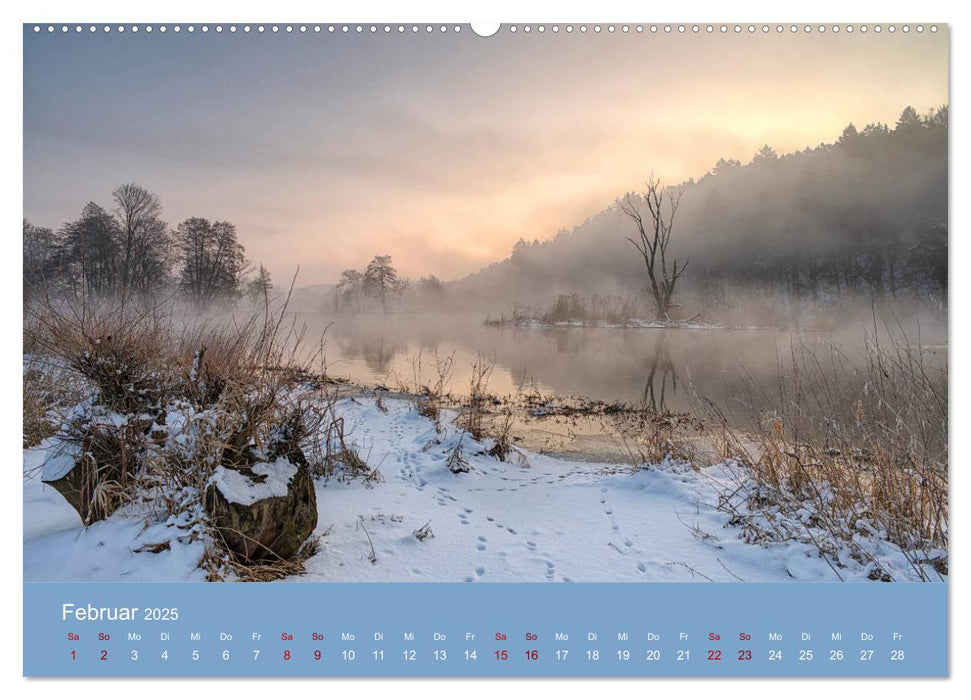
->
[[112, 183, 170, 297], [619, 177, 689, 321], [175, 217, 248, 305]]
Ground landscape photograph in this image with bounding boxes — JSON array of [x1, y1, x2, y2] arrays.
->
[[23, 24, 947, 583]]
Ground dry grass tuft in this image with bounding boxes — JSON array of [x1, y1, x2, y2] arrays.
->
[[695, 321, 947, 580]]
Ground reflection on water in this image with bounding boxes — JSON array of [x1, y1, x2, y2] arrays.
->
[[641, 333, 679, 412], [297, 312, 946, 413]]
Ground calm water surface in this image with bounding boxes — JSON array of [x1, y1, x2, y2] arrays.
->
[[295, 312, 946, 414]]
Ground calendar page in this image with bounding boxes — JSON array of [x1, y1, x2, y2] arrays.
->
[[21, 18, 948, 678]]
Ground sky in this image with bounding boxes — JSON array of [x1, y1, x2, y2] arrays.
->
[[23, 25, 948, 285]]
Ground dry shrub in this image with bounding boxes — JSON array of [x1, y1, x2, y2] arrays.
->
[[25, 281, 334, 579], [460, 355, 494, 440], [614, 409, 700, 469], [697, 323, 947, 580], [446, 436, 470, 473], [23, 356, 87, 447]]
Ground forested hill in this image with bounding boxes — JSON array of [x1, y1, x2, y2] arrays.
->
[[448, 106, 947, 311]]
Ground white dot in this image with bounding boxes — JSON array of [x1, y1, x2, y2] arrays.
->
[[903, 25, 910, 33], [524, 25, 532, 33], [931, 25, 938, 33]]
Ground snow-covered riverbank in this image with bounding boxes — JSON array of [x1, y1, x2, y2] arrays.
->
[[24, 396, 927, 583]]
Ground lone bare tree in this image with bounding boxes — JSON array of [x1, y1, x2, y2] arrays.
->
[[619, 177, 688, 321]]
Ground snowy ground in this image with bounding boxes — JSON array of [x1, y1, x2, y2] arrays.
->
[[23, 396, 919, 583]]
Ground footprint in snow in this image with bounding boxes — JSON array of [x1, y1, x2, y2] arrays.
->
[[475, 567, 486, 577]]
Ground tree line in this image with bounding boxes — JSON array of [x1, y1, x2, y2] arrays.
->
[[335, 256, 445, 312], [23, 184, 272, 305], [453, 105, 948, 315]]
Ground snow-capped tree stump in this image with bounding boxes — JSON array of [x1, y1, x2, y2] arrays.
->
[[41, 423, 144, 525], [41, 446, 94, 524], [205, 458, 318, 562]]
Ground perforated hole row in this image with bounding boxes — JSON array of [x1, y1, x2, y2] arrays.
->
[[30, 23, 940, 35]]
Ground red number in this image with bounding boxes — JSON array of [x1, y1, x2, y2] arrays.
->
[[525, 649, 538, 661], [738, 650, 752, 661], [283, 650, 291, 661], [707, 650, 721, 661], [314, 650, 321, 661], [70, 650, 76, 661], [100, 650, 108, 661], [495, 650, 508, 661]]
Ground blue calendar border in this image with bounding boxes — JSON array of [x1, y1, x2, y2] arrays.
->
[[24, 582, 948, 677]]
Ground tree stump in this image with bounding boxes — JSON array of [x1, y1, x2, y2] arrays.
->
[[205, 458, 318, 562]]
